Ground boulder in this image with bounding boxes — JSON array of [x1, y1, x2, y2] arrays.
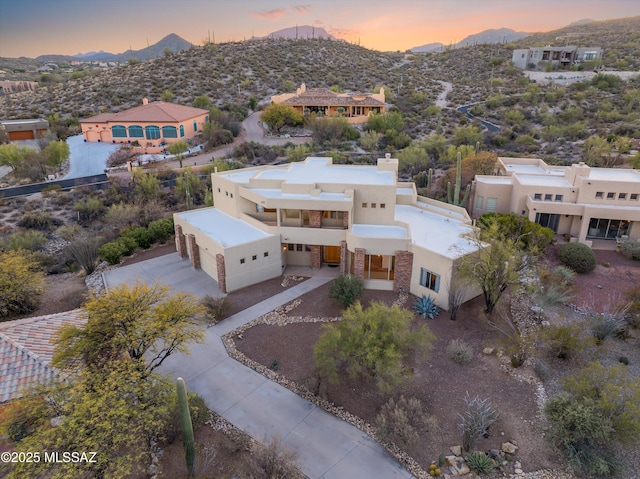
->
[[482, 347, 494, 355], [501, 441, 518, 454], [449, 445, 462, 456], [446, 455, 471, 475]]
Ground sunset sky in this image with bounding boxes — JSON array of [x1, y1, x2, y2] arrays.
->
[[1, 0, 639, 58]]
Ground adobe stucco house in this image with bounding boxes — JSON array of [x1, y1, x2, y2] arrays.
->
[[79, 99, 209, 154], [271, 83, 386, 124], [512, 46, 603, 70], [174, 156, 481, 309], [472, 157, 640, 247]]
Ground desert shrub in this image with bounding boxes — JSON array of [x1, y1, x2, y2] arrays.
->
[[626, 285, 640, 329], [0, 250, 44, 317], [73, 196, 104, 223], [246, 435, 302, 479], [2, 230, 47, 252], [164, 391, 210, 444], [619, 356, 629, 365], [458, 393, 499, 452], [375, 396, 435, 451], [98, 241, 126, 265], [328, 274, 363, 307], [558, 243, 596, 274], [17, 211, 61, 231], [41, 184, 62, 197], [590, 313, 629, 345], [465, 451, 495, 474], [56, 224, 82, 241], [66, 237, 102, 275], [620, 237, 640, 261], [201, 295, 231, 324], [551, 265, 575, 285], [543, 324, 585, 359], [122, 226, 153, 249], [446, 339, 474, 365], [148, 217, 174, 243]]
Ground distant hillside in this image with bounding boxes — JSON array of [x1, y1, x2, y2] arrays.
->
[[411, 42, 444, 53], [257, 25, 335, 40], [455, 28, 530, 47], [36, 34, 192, 63]]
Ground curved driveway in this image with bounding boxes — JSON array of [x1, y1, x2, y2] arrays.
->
[[103, 254, 415, 479]]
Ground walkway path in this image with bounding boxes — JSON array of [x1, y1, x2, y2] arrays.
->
[[103, 256, 415, 479]]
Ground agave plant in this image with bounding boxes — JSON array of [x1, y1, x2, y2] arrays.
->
[[413, 294, 440, 319]]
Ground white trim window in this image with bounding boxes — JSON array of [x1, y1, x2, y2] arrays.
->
[[420, 268, 440, 292]]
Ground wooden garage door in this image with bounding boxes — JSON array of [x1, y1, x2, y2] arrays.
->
[[8, 130, 34, 140]]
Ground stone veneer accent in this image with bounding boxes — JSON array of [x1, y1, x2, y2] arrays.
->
[[175, 224, 187, 258], [310, 210, 322, 228], [216, 254, 227, 293], [354, 248, 365, 280], [311, 245, 322, 269], [340, 241, 348, 275], [342, 211, 349, 229], [187, 234, 200, 269], [394, 250, 413, 293]]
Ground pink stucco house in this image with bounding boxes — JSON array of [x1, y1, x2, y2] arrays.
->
[[79, 99, 209, 154]]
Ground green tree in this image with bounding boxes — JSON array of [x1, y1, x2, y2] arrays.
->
[[452, 125, 483, 147], [0, 250, 44, 318], [193, 95, 211, 109], [42, 140, 69, 171], [161, 89, 175, 102], [0, 143, 34, 171], [365, 111, 404, 135], [53, 282, 205, 377], [397, 144, 428, 173], [314, 301, 435, 392], [459, 223, 523, 314], [8, 362, 174, 479], [285, 144, 311, 163], [261, 104, 303, 133], [477, 212, 554, 256], [328, 275, 363, 307], [308, 117, 358, 147], [168, 140, 189, 168], [359, 130, 383, 153]]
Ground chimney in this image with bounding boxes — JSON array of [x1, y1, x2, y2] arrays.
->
[[142, 98, 149, 105]]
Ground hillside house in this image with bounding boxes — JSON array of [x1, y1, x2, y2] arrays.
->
[[79, 99, 209, 154], [512, 46, 603, 70], [0, 118, 49, 141], [271, 83, 386, 124], [471, 157, 640, 247], [174, 156, 482, 309]]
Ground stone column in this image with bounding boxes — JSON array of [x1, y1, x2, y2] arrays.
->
[[216, 254, 227, 293], [309, 210, 322, 228], [342, 211, 349, 229], [394, 250, 413, 293], [340, 241, 348, 275], [354, 248, 365, 280], [187, 234, 200, 269], [175, 224, 187, 258], [311, 245, 322, 269]]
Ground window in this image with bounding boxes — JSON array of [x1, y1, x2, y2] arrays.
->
[[296, 244, 303, 252], [145, 125, 160, 140], [350, 253, 395, 280], [596, 192, 604, 199], [534, 193, 542, 200], [486, 198, 497, 212], [264, 252, 269, 257], [287, 244, 294, 251], [555, 194, 563, 202], [111, 125, 127, 138], [476, 196, 484, 210], [607, 192, 615, 200], [420, 268, 440, 292], [362, 203, 367, 208], [544, 194, 553, 201], [225, 191, 228, 196], [380, 203, 386, 209], [371, 203, 377, 208], [252, 255, 257, 261], [193, 120, 197, 132], [217, 188, 221, 192], [128, 125, 144, 138], [162, 126, 177, 138], [240, 258, 245, 264], [535, 213, 560, 232], [631, 194, 639, 200], [587, 218, 630, 239], [619, 193, 627, 200], [179, 125, 185, 137], [230, 193, 233, 198]]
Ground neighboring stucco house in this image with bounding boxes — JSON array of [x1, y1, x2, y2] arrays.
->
[[271, 83, 386, 124], [79, 99, 209, 154], [512, 46, 603, 70], [174, 156, 482, 309], [0, 310, 86, 403], [0, 118, 49, 141], [472, 157, 640, 247]]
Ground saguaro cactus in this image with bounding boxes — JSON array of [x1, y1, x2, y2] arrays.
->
[[447, 152, 470, 207], [176, 377, 195, 477]]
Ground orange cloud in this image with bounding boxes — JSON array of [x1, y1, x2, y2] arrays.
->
[[254, 4, 311, 21], [292, 4, 311, 15], [329, 27, 359, 41]]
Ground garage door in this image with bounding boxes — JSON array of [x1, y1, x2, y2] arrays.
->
[[8, 130, 34, 140]]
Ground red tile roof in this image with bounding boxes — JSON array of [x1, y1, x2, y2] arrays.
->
[[80, 101, 209, 124], [0, 310, 87, 403]]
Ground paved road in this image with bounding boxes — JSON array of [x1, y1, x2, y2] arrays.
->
[[456, 104, 501, 133], [0, 174, 109, 198], [103, 255, 415, 479]]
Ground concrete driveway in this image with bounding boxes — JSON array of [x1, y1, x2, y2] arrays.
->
[[102, 254, 415, 479], [64, 134, 120, 179]]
